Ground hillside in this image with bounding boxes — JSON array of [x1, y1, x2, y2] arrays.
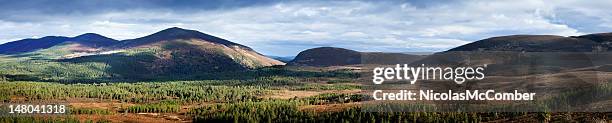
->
[[0, 33, 118, 54], [0, 27, 284, 82], [71, 33, 119, 47], [287, 47, 361, 67], [415, 33, 612, 76], [112, 27, 250, 49], [105, 27, 284, 69], [287, 47, 425, 67], [447, 34, 612, 52]]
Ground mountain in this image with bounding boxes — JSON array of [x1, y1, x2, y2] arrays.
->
[[447, 34, 612, 52], [573, 32, 612, 43], [71, 33, 118, 47], [0, 27, 283, 80], [287, 47, 361, 67], [287, 47, 425, 67], [113, 27, 248, 49], [0, 36, 70, 54], [0, 33, 118, 54], [58, 27, 284, 77], [416, 33, 612, 76], [112, 27, 283, 67]]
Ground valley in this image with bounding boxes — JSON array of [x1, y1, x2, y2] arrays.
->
[[0, 27, 610, 122]]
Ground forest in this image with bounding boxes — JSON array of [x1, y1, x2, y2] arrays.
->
[[0, 53, 609, 122]]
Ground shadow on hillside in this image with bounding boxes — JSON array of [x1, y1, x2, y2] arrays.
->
[[3, 52, 59, 61], [56, 52, 156, 82], [49, 41, 359, 83]]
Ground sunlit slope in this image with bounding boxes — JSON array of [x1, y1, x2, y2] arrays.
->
[[0, 27, 284, 82]]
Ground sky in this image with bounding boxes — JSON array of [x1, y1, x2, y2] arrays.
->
[[0, 0, 611, 56]]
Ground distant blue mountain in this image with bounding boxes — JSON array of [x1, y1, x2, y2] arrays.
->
[[267, 55, 295, 62], [0, 33, 118, 54]]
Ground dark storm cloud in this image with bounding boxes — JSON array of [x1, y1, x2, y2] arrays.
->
[[0, 0, 456, 15], [0, 0, 281, 22], [0, 0, 280, 12]]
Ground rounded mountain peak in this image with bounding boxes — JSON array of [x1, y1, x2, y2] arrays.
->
[[149, 27, 213, 39], [288, 47, 362, 67], [117, 27, 248, 49], [70, 33, 118, 47], [73, 33, 110, 40]]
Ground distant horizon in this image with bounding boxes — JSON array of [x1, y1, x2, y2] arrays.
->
[[0, 26, 609, 56], [1, 0, 611, 56], [0, 27, 442, 56]]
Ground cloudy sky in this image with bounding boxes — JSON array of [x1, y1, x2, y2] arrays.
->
[[1, 0, 611, 56]]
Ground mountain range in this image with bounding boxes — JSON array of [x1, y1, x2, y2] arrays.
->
[[0, 33, 117, 54], [448, 33, 612, 52], [2, 28, 612, 69], [0, 27, 283, 75]]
